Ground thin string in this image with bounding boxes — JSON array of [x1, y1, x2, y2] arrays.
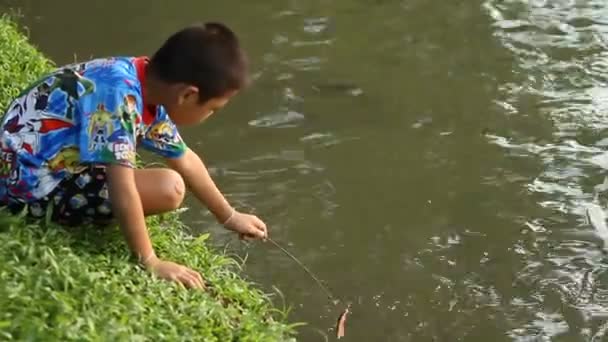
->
[[266, 237, 338, 304]]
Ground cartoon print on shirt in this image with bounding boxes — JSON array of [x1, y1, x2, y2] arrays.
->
[[47, 69, 95, 120], [0, 56, 188, 204], [32, 167, 61, 199], [63, 57, 117, 75], [0, 150, 16, 182], [47, 147, 86, 174], [4, 82, 49, 121], [87, 104, 115, 152], [1, 80, 74, 156], [33, 83, 52, 111], [146, 121, 176, 150], [4, 115, 73, 155], [119, 94, 140, 135]]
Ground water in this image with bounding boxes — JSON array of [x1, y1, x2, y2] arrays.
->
[[3, 0, 608, 340]]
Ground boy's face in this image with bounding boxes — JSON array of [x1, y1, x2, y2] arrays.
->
[[166, 86, 236, 126]]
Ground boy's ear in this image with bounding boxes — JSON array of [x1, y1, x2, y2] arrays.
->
[[177, 85, 200, 105]]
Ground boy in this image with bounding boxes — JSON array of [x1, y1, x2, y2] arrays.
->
[[0, 22, 267, 289]]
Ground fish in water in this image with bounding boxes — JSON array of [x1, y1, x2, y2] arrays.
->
[[585, 200, 608, 248], [336, 304, 351, 339], [311, 81, 363, 97]]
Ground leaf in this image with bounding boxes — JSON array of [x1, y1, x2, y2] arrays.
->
[[336, 305, 351, 339], [195, 233, 210, 244]]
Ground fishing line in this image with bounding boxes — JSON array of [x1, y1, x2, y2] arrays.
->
[[266, 237, 339, 304], [266, 237, 352, 338]]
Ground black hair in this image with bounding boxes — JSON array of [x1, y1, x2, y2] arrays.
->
[[149, 22, 248, 103]]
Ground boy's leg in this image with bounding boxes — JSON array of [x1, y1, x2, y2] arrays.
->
[[52, 166, 186, 226], [134, 168, 186, 216]]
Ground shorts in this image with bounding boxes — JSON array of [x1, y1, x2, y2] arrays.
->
[[3, 166, 114, 227]]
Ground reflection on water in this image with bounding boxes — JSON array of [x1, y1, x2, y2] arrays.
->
[[486, 0, 608, 340]]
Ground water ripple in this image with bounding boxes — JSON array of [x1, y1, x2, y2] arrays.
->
[[485, 0, 608, 339]]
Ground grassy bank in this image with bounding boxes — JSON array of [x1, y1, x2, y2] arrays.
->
[[0, 15, 299, 341]]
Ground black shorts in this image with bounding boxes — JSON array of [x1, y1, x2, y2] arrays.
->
[[4, 166, 114, 227]]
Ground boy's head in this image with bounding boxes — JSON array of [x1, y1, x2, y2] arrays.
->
[[148, 22, 248, 125]]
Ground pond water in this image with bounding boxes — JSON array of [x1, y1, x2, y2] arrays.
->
[[4, 0, 608, 340]]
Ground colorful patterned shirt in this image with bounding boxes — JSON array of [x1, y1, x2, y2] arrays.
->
[[0, 56, 187, 204]]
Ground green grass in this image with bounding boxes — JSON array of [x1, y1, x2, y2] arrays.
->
[[0, 15, 300, 341], [0, 15, 54, 112]]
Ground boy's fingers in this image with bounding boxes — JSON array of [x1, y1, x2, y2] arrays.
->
[[188, 269, 205, 288], [178, 274, 195, 288], [253, 216, 266, 230], [256, 221, 268, 238], [253, 228, 265, 240], [256, 222, 268, 239], [176, 269, 197, 289], [244, 225, 262, 239], [182, 272, 203, 289]]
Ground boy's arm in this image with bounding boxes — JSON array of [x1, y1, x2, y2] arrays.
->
[[106, 165, 154, 262], [165, 148, 267, 239], [106, 164, 205, 288]]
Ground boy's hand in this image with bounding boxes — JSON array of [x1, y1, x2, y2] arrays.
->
[[167, 150, 269, 241], [144, 256, 205, 289], [106, 165, 205, 289], [223, 210, 268, 240]]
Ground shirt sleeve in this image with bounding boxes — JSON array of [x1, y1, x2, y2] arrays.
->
[[78, 85, 141, 168], [139, 106, 187, 159]]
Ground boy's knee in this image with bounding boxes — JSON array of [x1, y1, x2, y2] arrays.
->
[[163, 170, 186, 210]]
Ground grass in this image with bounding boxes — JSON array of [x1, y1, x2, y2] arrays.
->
[[0, 20, 53, 112], [0, 15, 300, 341]]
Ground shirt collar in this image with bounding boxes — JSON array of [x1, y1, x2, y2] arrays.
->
[[134, 56, 156, 126]]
